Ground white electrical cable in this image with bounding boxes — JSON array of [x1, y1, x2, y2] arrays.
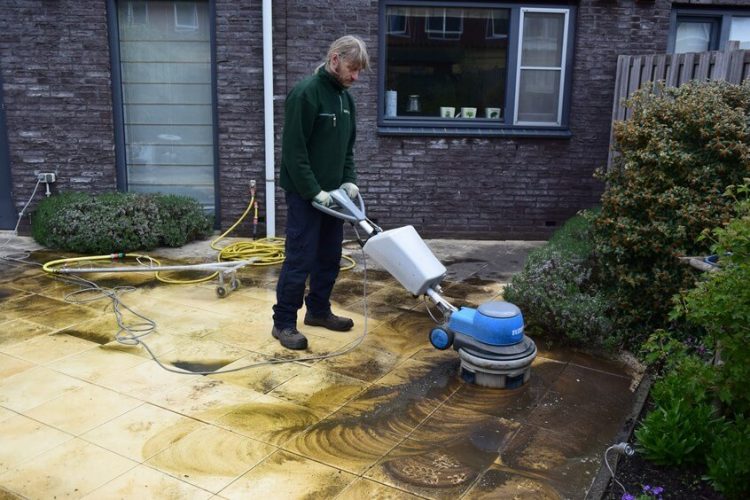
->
[[58, 247, 372, 376], [0, 179, 42, 259]]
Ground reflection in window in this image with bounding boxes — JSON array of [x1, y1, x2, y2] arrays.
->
[[127, 1, 148, 25], [174, 1, 199, 32], [385, 7, 509, 120], [729, 17, 750, 48]]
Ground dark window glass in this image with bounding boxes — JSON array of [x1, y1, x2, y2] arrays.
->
[[385, 7, 510, 121]]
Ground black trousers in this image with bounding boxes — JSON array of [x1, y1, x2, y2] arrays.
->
[[272, 191, 344, 329]]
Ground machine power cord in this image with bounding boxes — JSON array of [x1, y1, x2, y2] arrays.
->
[[58, 246, 371, 375]]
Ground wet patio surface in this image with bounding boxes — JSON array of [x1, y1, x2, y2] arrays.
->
[[0, 236, 639, 499]]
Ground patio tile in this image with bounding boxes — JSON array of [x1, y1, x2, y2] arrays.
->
[[0, 293, 104, 331], [215, 393, 321, 446], [0, 437, 137, 499], [0, 353, 34, 379], [364, 407, 520, 498], [0, 407, 16, 424], [314, 342, 401, 383], [0, 332, 97, 364], [82, 403, 203, 463], [0, 366, 88, 412], [337, 478, 423, 499], [445, 357, 565, 421], [528, 363, 634, 439], [355, 309, 437, 360], [157, 378, 264, 423], [219, 449, 356, 499], [24, 384, 141, 436], [208, 353, 307, 394], [82, 464, 213, 500], [97, 357, 195, 401], [0, 319, 52, 348], [0, 414, 72, 474], [202, 318, 277, 352], [462, 465, 561, 499], [48, 347, 148, 383], [283, 403, 411, 475], [145, 424, 275, 493], [498, 424, 603, 499], [266, 365, 368, 417]]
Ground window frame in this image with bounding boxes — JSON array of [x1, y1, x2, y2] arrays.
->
[[377, 0, 576, 138], [669, 7, 750, 53]]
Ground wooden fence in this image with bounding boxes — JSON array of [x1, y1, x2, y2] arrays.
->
[[608, 43, 750, 167]]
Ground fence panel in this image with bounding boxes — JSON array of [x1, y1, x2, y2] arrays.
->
[[608, 45, 750, 168]]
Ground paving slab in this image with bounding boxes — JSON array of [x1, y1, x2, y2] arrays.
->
[[0, 234, 638, 499]]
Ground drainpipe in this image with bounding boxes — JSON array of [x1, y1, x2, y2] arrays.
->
[[262, 0, 276, 237]]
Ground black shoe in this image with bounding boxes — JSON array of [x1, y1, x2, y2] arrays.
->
[[303, 312, 354, 332], [271, 326, 308, 350]]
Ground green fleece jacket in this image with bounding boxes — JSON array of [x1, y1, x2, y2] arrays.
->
[[279, 68, 357, 200]]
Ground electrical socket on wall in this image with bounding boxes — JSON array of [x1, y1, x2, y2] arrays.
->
[[37, 172, 56, 183]]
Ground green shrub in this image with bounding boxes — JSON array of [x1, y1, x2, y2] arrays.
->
[[635, 397, 725, 466], [705, 416, 750, 499], [504, 211, 617, 348], [32, 191, 211, 253], [154, 194, 214, 247], [593, 81, 750, 346], [679, 181, 750, 415]]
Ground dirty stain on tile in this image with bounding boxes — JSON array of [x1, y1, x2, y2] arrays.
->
[[220, 449, 356, 499], [145, 424, 275, 493], [81, 403, 202, 462], [215, 393, 321, 446]]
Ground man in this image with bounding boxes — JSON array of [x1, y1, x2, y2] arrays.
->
[[271, 35, 369, 350]]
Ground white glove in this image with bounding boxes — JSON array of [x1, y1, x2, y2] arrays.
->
[[313, 190, 333, 207], [340, 182, 359, 199]]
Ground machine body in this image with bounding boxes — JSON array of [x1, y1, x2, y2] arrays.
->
[[314, 189, 537, 388]]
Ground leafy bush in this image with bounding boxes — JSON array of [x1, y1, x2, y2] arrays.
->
[[593, 81, 750, 346], [32, 191, 211, 253], [705, 416, 750, 499], [504, 211, 617, 347], [636, 184, 750, 488], [635, 397, 724, 466], [679, 181, 750, 415], [635, 348, 727, 469]]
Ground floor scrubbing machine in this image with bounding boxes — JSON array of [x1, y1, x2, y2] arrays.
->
[[314, 189, 537, 389]]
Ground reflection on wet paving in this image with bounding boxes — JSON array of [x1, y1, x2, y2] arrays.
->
[[0, 246, 637, 498]]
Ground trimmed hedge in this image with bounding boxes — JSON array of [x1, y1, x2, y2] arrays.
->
[[32, 192, 212, 253]]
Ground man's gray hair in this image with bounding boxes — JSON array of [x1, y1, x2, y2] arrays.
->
[[322, 35, 370, 71]]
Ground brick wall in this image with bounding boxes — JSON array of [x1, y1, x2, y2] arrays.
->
[[272, 0, 675, 239], [0, 0, 742, 238], [0, 0, 116, 227]]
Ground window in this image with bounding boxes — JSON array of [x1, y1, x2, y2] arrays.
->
[[671, 9, 750, 53], [378, 2, 575, 136], [113, 0, 216, 212]]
